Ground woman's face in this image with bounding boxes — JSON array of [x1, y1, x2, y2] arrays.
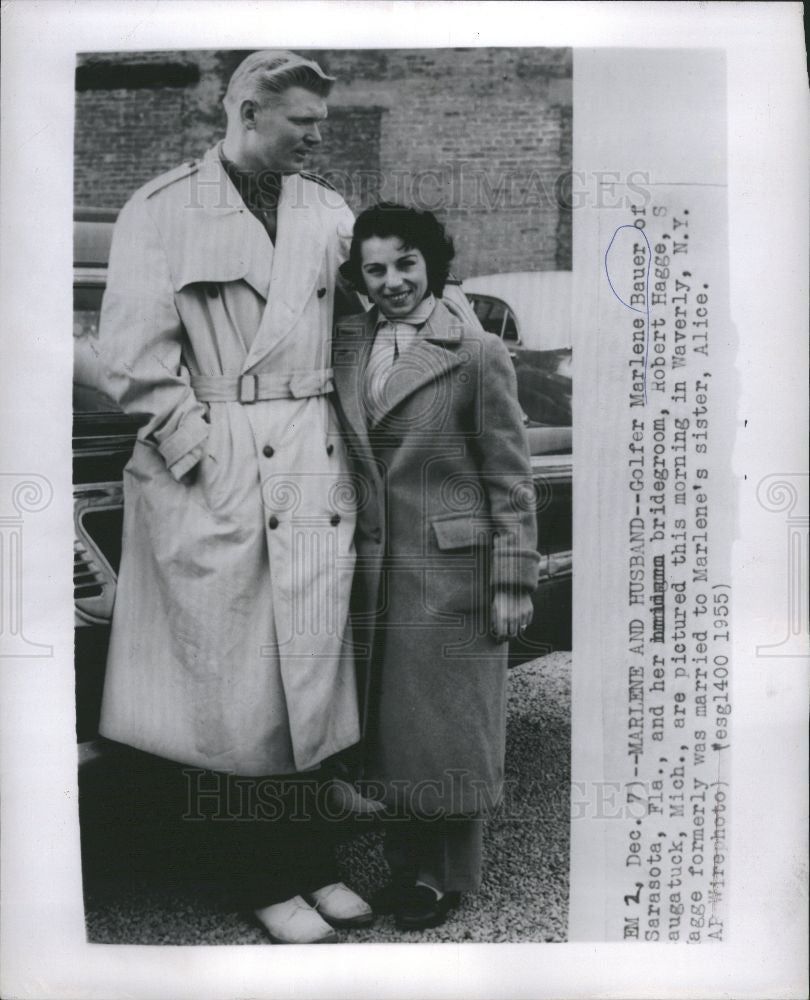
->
[[359, 237, 429, 319]]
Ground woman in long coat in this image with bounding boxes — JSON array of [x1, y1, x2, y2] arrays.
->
[[333, 204, 540, 930]]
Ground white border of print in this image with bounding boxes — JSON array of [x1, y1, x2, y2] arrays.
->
[[1, 2, 807, 998]]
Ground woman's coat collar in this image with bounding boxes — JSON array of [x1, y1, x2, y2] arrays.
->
[[333, 299, 468, 441]]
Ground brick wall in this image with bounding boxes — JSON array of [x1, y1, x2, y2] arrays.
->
[[75, 48, 571, 276]]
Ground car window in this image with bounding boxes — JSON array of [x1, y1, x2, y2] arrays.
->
[[74, 274, 119, 413], [471, 296, 503, 336], [74, 214, 123, 414], [502, 310, 519, 343], [74, 284, 103, 338], [468, 294, 520, 343]]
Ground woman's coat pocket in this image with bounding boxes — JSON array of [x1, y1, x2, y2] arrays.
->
[[430, 514, 491, 551]]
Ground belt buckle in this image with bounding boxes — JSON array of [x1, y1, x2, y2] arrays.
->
[[238, 373, 258, 404]]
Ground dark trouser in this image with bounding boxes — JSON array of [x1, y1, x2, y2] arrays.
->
[[182, 767, 340, 909], [383, 816, 484, 894]]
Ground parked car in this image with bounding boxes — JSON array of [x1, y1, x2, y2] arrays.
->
[[463, 272, 573, 663], [464, 271, 572, 352], [74, 209, 146, 744], [73, 219, 572, 743]]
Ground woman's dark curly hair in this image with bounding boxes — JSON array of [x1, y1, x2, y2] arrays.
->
[[343, 202, 455, 298]]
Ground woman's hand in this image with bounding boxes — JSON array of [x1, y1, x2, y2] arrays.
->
[[490, 588, 534, 642]]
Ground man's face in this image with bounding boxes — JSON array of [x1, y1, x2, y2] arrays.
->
[[360, 237, 430, 319], [247, 86, 327, 174]]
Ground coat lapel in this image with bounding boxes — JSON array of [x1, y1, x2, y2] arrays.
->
[[242, 174, 326, 371], [332, 312, 376, 450], [367, 300, 465, 427]]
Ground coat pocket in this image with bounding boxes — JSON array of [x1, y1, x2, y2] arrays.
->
[[431, 514, 490, 551], [196, 411, 233, 511]]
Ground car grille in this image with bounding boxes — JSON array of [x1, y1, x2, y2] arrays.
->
[[73, 483, 123, 626], [74, 544, 105, 599]]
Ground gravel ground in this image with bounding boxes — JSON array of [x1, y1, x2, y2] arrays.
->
[[82, 652, 571, 944]]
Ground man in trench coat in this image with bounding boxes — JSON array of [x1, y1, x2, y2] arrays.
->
[[97, 50, 371, 943]]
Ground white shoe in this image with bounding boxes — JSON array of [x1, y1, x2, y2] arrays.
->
[[306, 882, 374, 927], [254, 895, 337, 944]]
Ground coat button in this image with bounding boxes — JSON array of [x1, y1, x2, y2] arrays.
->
[[317, 287, 326, 298], [206, 284, 219, 298], [330, 514, 341, 526], [326, 443, 334, 456], [268, 516, 279, 530], [263, 445, 275, 458], [372, 528, 382, 543]]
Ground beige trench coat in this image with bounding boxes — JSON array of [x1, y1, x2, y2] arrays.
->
[[98, 145, 360, 775]]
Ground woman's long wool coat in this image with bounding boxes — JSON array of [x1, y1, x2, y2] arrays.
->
[[97, 146, 360, 776], [332, 301, 540, 816]]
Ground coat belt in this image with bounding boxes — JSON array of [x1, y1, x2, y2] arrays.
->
[[190, 369, 334, 403]]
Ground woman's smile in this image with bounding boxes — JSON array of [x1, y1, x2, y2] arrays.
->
[[359, 236, 429, 318], [385, 288, 416, 309]]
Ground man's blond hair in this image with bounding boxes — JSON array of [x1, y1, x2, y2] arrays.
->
[[223, 50, 333, 117]]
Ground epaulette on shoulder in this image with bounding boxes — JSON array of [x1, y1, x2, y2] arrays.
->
[[141, 159, 200, 200], [300, 170, 338, 193]]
